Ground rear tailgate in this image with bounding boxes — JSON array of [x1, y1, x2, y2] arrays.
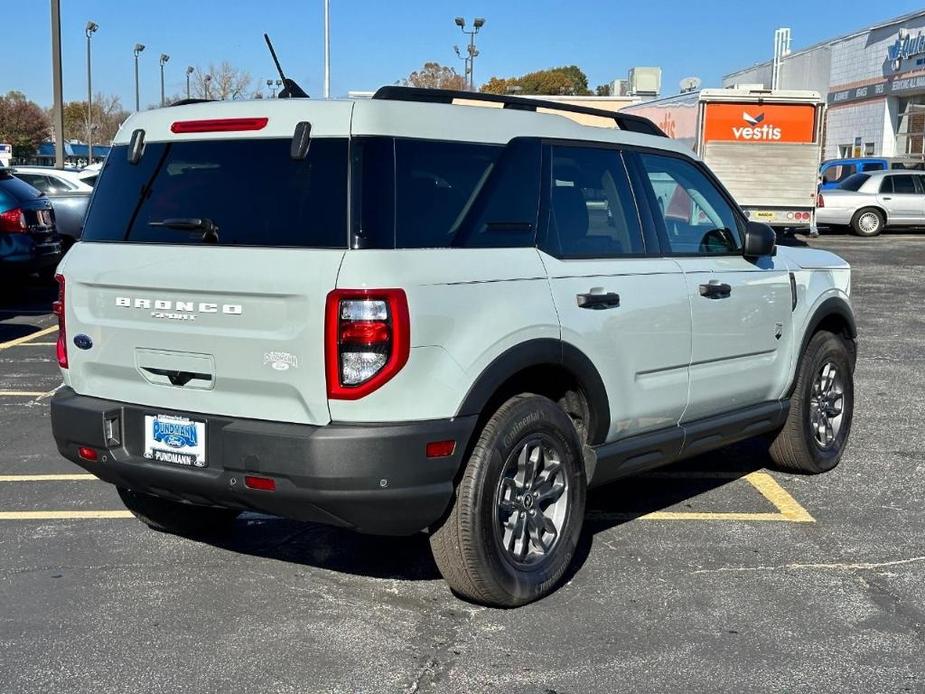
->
[[58, 104, 353, 426], [60, 244, 343, 425]]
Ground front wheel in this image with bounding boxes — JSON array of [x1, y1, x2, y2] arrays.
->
[[769, 330, 854, 474], [429, 394, 587, 607]]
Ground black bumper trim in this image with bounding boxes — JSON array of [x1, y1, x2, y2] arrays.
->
[[50, 387, 476, 535]]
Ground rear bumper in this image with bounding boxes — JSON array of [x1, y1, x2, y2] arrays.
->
[[0, 234, 62, 272], [50, 387, 477, 535]]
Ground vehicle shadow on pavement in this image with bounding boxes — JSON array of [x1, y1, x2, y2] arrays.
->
[[206, 438, 775, 586], [0, 278, 56, 330]]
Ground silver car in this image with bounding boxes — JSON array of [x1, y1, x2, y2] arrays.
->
[[817, 170, 925, 237]]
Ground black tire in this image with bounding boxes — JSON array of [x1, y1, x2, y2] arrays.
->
[[117, 487, 239, 537], [429, 394, 587, 607], [769, 331, 854, 474], [850, 207, 885, 237]]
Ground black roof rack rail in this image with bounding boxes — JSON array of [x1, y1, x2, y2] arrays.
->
[[168, 98, 216, 107], [371, 86, 667, 138]]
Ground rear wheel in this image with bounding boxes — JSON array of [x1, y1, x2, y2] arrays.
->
[[850, 208, 884, 237], [429, 394, 587, 607], [118, 487, 239, 537], [769, 330, 854, 474]]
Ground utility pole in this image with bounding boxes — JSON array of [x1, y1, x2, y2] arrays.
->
[[85, 21, 99, 165], [323, 0, 331, 98], [133, 44, 145, 111], [50, 0, 65, 168], [453, 17, 485, 90], [159, 54, 170, 106], [186, 66, 194, 100]]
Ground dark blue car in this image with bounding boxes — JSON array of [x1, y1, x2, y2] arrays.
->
[[0, 167, 62, 276]]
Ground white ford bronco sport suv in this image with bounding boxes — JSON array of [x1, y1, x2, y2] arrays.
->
[[50, 87, 856, 607]]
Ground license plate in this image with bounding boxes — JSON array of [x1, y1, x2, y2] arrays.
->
[[144, 415, 207, 468], [754, 211, 776, 221]]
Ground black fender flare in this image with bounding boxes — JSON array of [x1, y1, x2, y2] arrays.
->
[[455, 339, 611, 445], [790, 295, 857, 394]]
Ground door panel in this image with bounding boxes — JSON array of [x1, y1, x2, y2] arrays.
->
[[543, 255, 691, 441], [877, 175, 924, 222], [675, 256, 793, 422]]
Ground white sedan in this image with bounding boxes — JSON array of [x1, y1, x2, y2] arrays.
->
[[817, 170, 925, 237]]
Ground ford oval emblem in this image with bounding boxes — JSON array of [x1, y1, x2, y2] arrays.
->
[[73, 334, 93, 350]]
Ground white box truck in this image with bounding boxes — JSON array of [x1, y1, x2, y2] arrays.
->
[[623, 88, 825, 234]]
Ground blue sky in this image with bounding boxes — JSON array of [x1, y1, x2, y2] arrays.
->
[[3, 1, 923, 109]]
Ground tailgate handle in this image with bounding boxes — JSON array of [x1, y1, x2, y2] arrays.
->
[[142, 367, 212, 387]]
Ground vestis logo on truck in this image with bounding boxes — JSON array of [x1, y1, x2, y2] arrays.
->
[[115, 296, 243, 321], [731, 112, 782, 141]]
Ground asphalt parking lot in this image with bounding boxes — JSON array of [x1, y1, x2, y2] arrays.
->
[[1, 232, 924, 694]]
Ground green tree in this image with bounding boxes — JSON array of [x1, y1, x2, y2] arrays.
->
[[480, 66, 592, 96], [402, 62, 468, 90], [0, 91, 51, 159], [595, 84, 612, 96]]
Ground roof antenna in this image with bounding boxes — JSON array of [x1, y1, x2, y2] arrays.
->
[[264, 33, 309, 98]]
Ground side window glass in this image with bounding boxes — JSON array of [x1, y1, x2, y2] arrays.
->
[[638, 152, 741, 255], [879, 177, 893, 194], [892, 175, 917, 194], [863, 162, 884, 172], [393, 139, 501, 248], [454, 138, 541, 248], [821, 166, 839, 184], [18, 174, 49, 192], [543, 145, 644, 259]]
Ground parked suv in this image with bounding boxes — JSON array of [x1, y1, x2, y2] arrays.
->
[[50, 88, 857, 606]]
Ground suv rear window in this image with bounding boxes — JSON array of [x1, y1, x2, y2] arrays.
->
[[82, 138, 348, 247]]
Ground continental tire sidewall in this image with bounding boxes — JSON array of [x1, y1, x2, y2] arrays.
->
[[468, 398, 586, 605], [796, 333, 854, 472]]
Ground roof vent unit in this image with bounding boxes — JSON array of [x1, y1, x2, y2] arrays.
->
[[609, 78, 629, 97], [627, 67, 661, 97]]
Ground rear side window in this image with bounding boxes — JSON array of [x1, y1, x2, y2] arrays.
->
[[879, 177, 893, 194], [82, 138, 348, 247], [543, 145, 644, 258], [839, 173, 869, 191], [354, 137, 541, 249], [822, 164, 855, 184], [861, 162, 884, 172]]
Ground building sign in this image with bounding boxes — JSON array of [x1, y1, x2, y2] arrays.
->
[[702, 103, 817, 143], [888, 31, 925, 72], [828, 71, 925, 106]]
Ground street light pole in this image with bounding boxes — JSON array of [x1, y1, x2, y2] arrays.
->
[[159, 53, 170, 106], [453, 17, 485, 90], [203, 74, 212, 100], [85, 21, 98, 165], [186, 66, 194, 100], [323, 0, 331, 98], [133, 43, 145, 111], [50, 0, 65, 168]]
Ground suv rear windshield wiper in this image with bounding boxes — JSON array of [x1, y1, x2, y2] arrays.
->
[[148, 217, 219, 243]]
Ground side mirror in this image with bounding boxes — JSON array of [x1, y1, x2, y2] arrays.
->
[[743, 220, 776, 259]]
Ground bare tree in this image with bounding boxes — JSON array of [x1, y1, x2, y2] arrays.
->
[[189, 62, 253, 100]]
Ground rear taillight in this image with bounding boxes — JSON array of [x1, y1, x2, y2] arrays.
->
[[0, 208, 27, 233], [816, 193, 825, 208], [53, 274, 67, 369], [325, 289, 410, 400]]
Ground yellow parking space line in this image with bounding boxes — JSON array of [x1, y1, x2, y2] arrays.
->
[[0, 325, 58, 350], [0, 391, 49, 397], [598, 470, 815, 523], [19, 342, 56, 347], [0, 474, 96, 482], [744, 471, 815, 522], [0, 510, 132, 520]]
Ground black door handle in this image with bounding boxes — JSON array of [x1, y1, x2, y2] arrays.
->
[[699, 282, 732, 299], [577, 292, 621, 310]]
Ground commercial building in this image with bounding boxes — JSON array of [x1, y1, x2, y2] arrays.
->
[[723, 10, 925, 160]]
